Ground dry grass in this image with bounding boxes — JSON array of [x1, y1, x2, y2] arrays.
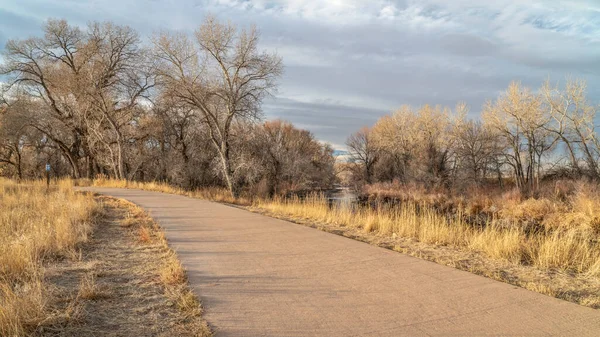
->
[[174, 289, 202, 317], [76, 274, 111, 301], [160, 252, 187, 286], [116, 199, 209, 331], [137, 226, 152, 243], [0, 282, 47, 336], [68, 176, 251, 205], [0, 178, 210, 335], [0, 179, 99, 336], [252, 195, 600, 277]]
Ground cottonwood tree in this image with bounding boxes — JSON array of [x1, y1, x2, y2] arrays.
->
[[1, 19, 151, 179], [0, 99, 27, 179], [153, 15, 283, 197], [151, 96, 219, 187], [0, 92, 56, 179], [542, 78, 600, 179], [2, 20, 88, 177], [82, 22, 154, 179], [483, 82, 556, 193], [346, 127, 378, 184], [413, 104, 455, 186], [452, 103, 503, 185], [370, 104, 455, 187], [254, 120, 335, 196], [371, 105, 417, 182]]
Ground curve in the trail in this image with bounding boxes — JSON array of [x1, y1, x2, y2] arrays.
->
[[81, 187, 600, 337]]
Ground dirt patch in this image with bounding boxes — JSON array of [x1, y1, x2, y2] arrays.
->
[[249, 207, 600, 309], [38, 196, 211, 336]]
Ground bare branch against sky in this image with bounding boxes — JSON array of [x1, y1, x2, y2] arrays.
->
[[1, 0, 599, 148]]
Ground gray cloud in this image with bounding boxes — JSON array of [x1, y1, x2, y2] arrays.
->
[[1, 0, 599, 150], [264, 97, 388, 148]]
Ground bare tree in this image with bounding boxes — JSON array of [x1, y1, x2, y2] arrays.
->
[[483, 82, 556, 193], [252, 120, 335, 196], [153, 15, 283, 196], [370, 104, 454, 187], [452, 103, 503, 185], [542, 78, 600, 179], [414, 104, 455, 186], [0, 100, 27, 179], [1, 19, 150, 179], [346, 127, 378, 184], [1, 20, 88, 177], [371, 105, 417, 182], [82, 22, 154, 179]]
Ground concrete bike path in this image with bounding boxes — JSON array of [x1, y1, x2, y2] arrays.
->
[[81, 187, 600, 336]]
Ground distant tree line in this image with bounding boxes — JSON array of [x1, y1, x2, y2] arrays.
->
[[346, 79, 600, 195], [0, 18, 336, 197]]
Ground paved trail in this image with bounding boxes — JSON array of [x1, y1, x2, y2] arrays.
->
[[81, 188, 600, 336]]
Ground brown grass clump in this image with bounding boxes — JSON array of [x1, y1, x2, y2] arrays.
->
[[0, 281, 47, 336], [556, 186, 600, 231], [0, 179, 99, 336], [533, 229, 600, 275], [76, 274, 111, 301], [500, 198, 560, 223], [160, 252, 187, 286], [174, 289, 202, 316], [137, 226, 152, 243]]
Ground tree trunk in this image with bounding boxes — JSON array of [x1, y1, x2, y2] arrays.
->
[[61, 148, 81, 179], [16, 150, 22, 181], [560, 135, 580, 174], [116, 139, 125, 180], [218, 140, 237, 198]]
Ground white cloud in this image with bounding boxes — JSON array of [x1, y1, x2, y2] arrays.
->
[[379, 4, 397, 20]]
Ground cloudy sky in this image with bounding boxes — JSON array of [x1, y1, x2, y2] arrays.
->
[[1, 0, 600, 149]]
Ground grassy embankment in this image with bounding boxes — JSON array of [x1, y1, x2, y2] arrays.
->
[[72, 177, 600, 308]]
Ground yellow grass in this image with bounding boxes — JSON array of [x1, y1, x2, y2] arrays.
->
[[160, 252, 187, 286], [113, 198, 208, 332], [68, 177, 251, 205], [533, 229, 600, 275], [0, 179, 99, 336], [77, 274, 111, 301], [253, 194, 600, 276]]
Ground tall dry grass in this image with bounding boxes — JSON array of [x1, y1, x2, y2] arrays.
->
[[253, 194, 600, 276], [0, 179, 99, 336]]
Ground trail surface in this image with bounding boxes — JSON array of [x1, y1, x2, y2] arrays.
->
[[80, 187, 600, 336]]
